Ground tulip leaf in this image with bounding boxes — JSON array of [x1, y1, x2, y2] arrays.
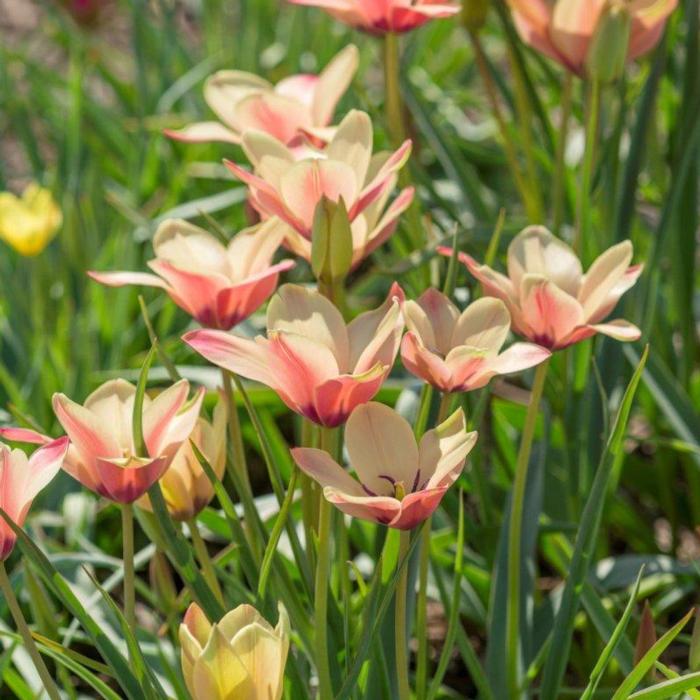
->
[[540, 345, 649, 698], [626, 672, 700, 700]]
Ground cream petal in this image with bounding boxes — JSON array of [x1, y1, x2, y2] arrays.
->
[[312, 44, 360, 126], [266, 284, 350, 368], [550, 0, 607, 69], [83, 379, 138, 452], [153, 219, 229, 277], [192, 625, 251, 700], [291, 447, 365, 497], [233, 92, 311, 145], [226, 218, 287, 279], [578, 241, 634, 321], [164, 122, 241, 145], [450, 297, 511, 354], [420, 409, 476, 489], [325, 110, 373, 191], [346, 402, 419, 496], [587, 319, 642, 342], [411, 288, 460, 354], [507, 226, 583, 297], [204, 70, 271, 131], [400, 333, 454, 392]]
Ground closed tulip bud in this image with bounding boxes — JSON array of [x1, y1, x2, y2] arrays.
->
[[634, 601, 657, 679], [585, 2, 632, 83], [311, 196, 354, 286], [689, 608, 700, 671], [149, 551, 177, 611], [180, 602, 289, 700], [0, 184, 62, 256], [462, 0, 490, 32]]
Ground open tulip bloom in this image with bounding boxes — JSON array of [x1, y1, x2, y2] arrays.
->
[[440, 226, 642, 351], [292, 402, 477, 529], [165, 44, 359, 146], [137, 398, 227, 521], [287, 0, 460, 34], [89, 218, 294, 330], [224, 109, 413, 242], [180, 602, 289, 700], [0, 437, 69, 559], [508, 0, 677, 76], [184, 283, 404, 427], [52, 379, 204, 503], [401, 290, 551, 393]]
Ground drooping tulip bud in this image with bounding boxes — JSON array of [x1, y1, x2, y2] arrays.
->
[[311, 196, 353, 287], [634, 601, 657, 679], [585, 2, 632, 83], [149, 551, 178, 611], [462, 0, 490, 32]]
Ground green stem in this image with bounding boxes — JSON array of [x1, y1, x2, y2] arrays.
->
[[552, 73, 574, 233], [470, 31, 539, 223], [0, 562, 61, 700], [188, 518, 224, 605], [314, 426, 339, 699], [506, 359, 550, 699], [575, 79, 602, 257], [122, 503, 136, 630], [415, 522, 430, 700], [220, 368, 260, 560], [383, 32, 407, 145], [395, 529, 411, 700]]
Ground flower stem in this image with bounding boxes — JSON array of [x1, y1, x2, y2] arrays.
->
[[315, 426, 338, 699], [575, 79, 602, 257], [188, 518, 224, 605], [506, 359, 549, 698], [122, 502, 136, 630], [0, 561, 61, 700], [220, 367, 260, 561], [383, 32, 407, 146], [395, 529, 412, 700]]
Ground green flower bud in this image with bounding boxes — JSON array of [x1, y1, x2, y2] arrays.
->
[[311, 196, 353, 286], [585, 2, 632, 83]]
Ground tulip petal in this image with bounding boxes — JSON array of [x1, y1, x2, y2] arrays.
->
[[451, 297, 511, 354], [486, 342, 551, 377], [443, 346, 490, 391], [346, 402, 419, 496], [193, 625, 251, 700], [312, 44, 359, 126], [291, 447, 365, 496], [325, 110, 373, 192], [83, 379, 137, 452], [507, 226, 583, 297], [420, 409, 476, 490], [389, 488, 447, 529], [164, 122, 241, 144], [267, 284, 350, 368], [0, 427, 51, 444], [234, 92, 310, 145], [153, 219, 230, 274], [588, 319, 642, 342], [519, 275, 585, 349], [24, 437, 69, 502], [143, 380, 200, 459], [95, 455, 170, 503], [407, 288, 460, 355], [400, 332, 454, 392], [203, 70, 271, 131], [550, 0, 607, 69], [578, 241, 634, 320], [88, 270, 170, 290]]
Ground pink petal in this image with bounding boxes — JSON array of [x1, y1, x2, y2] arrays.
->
[[0, 427, 51, 444], [95, 455, 170, 503], [88, 270, 170, 290], [409, 287, 460, 355], [290, 447, 365, 496], [389, 488, 447, 529], [519, 275, 585, 349], [164, 122, 241, 144], [400, 333, 454, 392], [233, 93, 310, 145], [24, 437, 70, 502], [313, 366, 387, 428], [275, 74, 318, 107], [550, 0, 607, 70], [324, 487, 402, 526], [143, 380, 199, 459]]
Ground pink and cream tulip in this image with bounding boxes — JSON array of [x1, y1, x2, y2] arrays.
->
[[52, 379, 205, 503], [224, 109, 412, 241], [165, 45, 358, 147], [184, 283, 404, 427], [508, 0, 677, 76], [401, 290, 551, 393], [292, 402, 477, 529], [440, 226, 642, 351], [180, 602, 289, 700], [0, 437, 69, 559], [288, 0, 460, 34], [137, 398, 227, 521], [89, 218, 294, 330]]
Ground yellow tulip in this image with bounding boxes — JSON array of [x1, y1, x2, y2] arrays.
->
[[0, 183, 62, 256], [137, 398, 227, 521], [180, 602, 289, 700]]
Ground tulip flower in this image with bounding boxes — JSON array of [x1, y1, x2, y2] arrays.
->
[[0, 437, 69, 559], [89, 218, 295, 330], [439, 226, 642, 351], [507, 0, 677, 77], [52, 379, 205, 503], [292, 402, 477, 529], [224, 109, 412, 241], [180, 602, 289, 700], [401, 289, 551, 392], [0, 183, 62, 256], [287, 0, 460, 34], [137, 398, 226, 521], [165, 45, 359, 147], [184, 283, 404, 427]]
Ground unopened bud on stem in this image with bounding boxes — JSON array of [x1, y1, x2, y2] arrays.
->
[[585, 2, 632, 82], [311, 196, 353, 286]]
